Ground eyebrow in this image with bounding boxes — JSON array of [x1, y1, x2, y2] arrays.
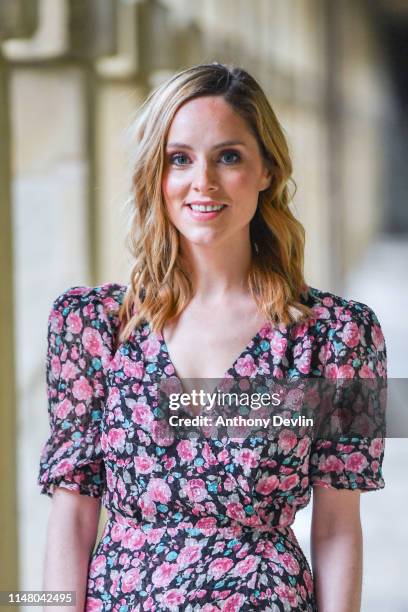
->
[[166, 140, 246, 150]]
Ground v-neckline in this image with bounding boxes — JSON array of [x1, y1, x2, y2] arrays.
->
[[157, 320, 273, 416]]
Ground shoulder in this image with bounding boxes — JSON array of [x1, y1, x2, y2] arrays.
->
[[303, 285, 383, 330], [48, 282, 129, 346], [50, 282, 128, 319], [303, 286, 386, 376]]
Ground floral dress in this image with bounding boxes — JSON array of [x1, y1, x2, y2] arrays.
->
[[38, 283, 386, 612]]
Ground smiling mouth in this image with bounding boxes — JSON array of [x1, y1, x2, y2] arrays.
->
[[187, 204, 227, 212]]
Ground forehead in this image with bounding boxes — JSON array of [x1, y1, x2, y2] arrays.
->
[[166, 96, 254, 142]]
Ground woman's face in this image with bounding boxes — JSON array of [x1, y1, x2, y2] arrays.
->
[[161, 95, 271, 251]]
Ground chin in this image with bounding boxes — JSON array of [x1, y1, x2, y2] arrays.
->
[[179, 231, 222, 249]]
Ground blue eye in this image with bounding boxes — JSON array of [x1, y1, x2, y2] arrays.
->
[[168, 150, 241, 166], [220, 150, 240, 164], [170, 153, 190, 166]]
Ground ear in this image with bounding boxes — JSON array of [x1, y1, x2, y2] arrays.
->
[[259, 165, 273, 192]]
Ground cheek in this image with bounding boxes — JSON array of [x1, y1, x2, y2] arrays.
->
[[228, 166, 261, 192], [162, 171, 187, 204]]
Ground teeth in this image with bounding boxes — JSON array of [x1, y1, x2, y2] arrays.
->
[[190, 204, 225, 212]]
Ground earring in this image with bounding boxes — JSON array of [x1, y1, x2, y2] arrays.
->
[[254, 241, 259, 255]]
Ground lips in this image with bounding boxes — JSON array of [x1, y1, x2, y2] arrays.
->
[[186, 201, 227, 209], [185, 202, 228, 221]]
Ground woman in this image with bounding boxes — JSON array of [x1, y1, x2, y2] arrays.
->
[[38, 63, 386, 611]]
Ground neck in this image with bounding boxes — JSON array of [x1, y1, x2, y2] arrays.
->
[[180, 236, 253, 303]]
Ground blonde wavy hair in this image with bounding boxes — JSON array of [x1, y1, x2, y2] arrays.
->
[[118, 62, 313, 343]]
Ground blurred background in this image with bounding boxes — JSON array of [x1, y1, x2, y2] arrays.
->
[[0, 1, 407, 610]]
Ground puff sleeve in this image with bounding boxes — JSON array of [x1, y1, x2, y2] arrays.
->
[[309, 303, 387, 491], [37, 285, 120, 498]]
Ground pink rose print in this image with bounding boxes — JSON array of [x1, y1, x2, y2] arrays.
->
[[222, 593, 246, 611], [177, 439, 197, 462], [280, 474, 299, 491], [217, 449, 229, 463], [231, 555, 259, 577], [275, 583, 298, 606], [202, 443, 218, 465], [122, 529, 146, 551], [372, 324, 385, 351], [270, 333, 288, 359], [324, 363, 339, 379], [123, 358, 144, 379], [107, 428, 126, 451], [369, 438, 384, 458], [255, 475, 279, 495], [53, 458, 73, 478], [318, 455, 344, 473], [66, 311, 83, 334], [319, 342, 331, 364], [138, 492, 157, 518], [122, 567, 142, 593], [360, 363, 375, 379], [279, 504, 296, 527], [234, 448, 259, 472], [161, 589, 186, 609], [72, 376, 93, 401], [182, 479, 208, 503], [50, 354, 62, 379], [208, 557, 234, 580], [110, 523, 127, 543], [147, 478, 171, 503], [89, 555, 106, 578], [313, 306, 330, 320], [295, 349, 311, 374], [304, 569, 314, 594], [82, 327, 104, 357], [141, 335, 161, 358], [49, 309, 64, 334], [345, 452, 368, 472], [295, 437, 310, 458], [106, 466, 116, 491], [341, 321, 360, 348], [278, 430, 297, 454], [151, 420, 175, 446], [178, 544, 202, 567], [75, 402, 86, 417], [280, 553, 300, 576], [131, 402, 154, 425], [61, 359, 77, 380], [146, 527, 166, 545], [151, 562, 178, 587], [55, 398, 73, 419], [109, 570, 120, 597], [85, 598, 104, 612], [338, 364, 355, 378], [226, 502, 246, 521], [234, 354, 257, 376], [134, 455, 156, 474], [196, 517, 218, 537]]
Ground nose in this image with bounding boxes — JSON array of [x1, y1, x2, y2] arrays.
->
[[192, 159, 218, 193]]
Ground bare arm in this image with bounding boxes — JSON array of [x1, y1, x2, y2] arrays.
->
[[311, 487, 362, 612], [42, 488, 102, 612]]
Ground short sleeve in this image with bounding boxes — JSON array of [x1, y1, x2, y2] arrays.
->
[[37, 285, 121, 498], [309, 304, 387, 491]]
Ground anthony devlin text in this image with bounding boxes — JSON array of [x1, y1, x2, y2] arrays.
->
[[168, 414, 314, 428]]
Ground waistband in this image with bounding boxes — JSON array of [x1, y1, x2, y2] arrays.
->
[[104, 509, 296, 541]]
